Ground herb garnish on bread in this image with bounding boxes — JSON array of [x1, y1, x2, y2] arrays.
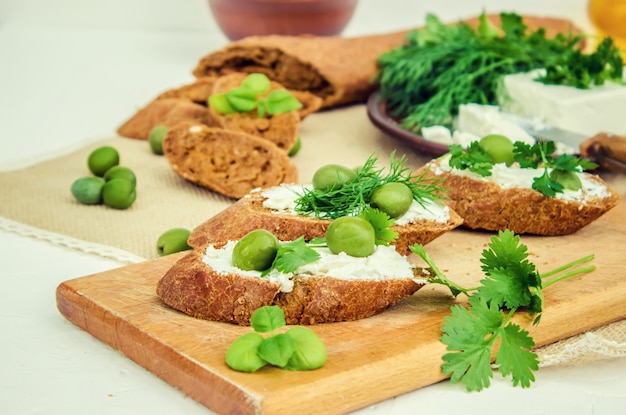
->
[[187, 152, 463, 255], [419, 138, 620, 235]]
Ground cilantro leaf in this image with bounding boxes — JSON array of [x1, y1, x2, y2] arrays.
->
[[448, 142, 493, 176], [495, 323, 538, 388], [513, 141, 595, 197], [261, 237, 320, 276], [359, 208, 398, 246], [478, 230, 541, 311], [441, 296, 504, 392]]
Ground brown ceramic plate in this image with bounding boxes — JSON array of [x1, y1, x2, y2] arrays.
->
[[366, 92, 449, 157]]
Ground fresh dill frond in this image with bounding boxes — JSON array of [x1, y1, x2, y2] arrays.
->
[[294, 152, 446, 220]]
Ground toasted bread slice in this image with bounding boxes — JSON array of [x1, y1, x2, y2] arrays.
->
[[156, 246, 427, 325], [117, 98, 214, 140], [418, 159, 621, 235], [187, 184, 463, 255], [163, 122, 298, 199]]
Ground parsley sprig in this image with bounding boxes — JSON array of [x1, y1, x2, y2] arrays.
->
[[260, 236, 321, 277], [513, 141, 598, 197], [410, 229, 596, 391], [294, 152, 445, 219]]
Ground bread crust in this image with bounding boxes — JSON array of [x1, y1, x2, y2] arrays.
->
[[156, 249, 425, 325], [187, 185, 463, 255], [163, 122, 298, 199], [419, 161, 621, 235]]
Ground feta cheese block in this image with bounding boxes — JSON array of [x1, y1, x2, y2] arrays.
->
[[499, 69, 626, 136]]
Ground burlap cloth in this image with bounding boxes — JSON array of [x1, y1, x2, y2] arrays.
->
[[1, 104, 625, 368]]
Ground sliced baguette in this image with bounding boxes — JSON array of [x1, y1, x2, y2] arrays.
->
[[163, 122, 298, 199], [187, 185, 463, 255], [156, 247, 426, 326], [418, 159, 621, 235]]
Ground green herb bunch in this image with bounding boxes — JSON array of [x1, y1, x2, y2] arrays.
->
[[294, 152, 445, 219], [226, 306, 327, 372], [375, 11, 613, 132], [209, 73, 303, 117], [410, 230, 595, 391]]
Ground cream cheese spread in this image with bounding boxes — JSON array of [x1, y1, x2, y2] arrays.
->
[[202, 242, 428, 293], [433, 154, 612, 203], [257, 184, 451, 224], [499, 69, 626, 136]]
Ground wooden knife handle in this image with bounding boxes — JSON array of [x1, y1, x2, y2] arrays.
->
[[580, 133, 626, 174]]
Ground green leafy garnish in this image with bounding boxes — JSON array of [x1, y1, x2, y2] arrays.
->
[[410, 229, 596, 391], [538, 37, 625, 89], [209, 73, 302, 117], [225, 306, 327, 372], [446, 139, 598, 197], [513, 141, 598, 197], [376, 11, 591, 131], [261, 236, 320, 277], [359, 208, 399, 246], [448, 142, 494, 176], [294, 151, 445, 219]]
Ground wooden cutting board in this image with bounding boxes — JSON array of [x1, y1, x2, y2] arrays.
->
[[56, 202, 626, 415]]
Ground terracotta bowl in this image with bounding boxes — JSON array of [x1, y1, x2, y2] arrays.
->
[[208, 0, 359, 40]]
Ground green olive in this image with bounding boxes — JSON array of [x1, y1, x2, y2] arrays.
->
[[478, 134, 515, 165], [102, 178, 136, 209], [88, 146, 120, 176], [232, 229, 280, 271], [288, 137, 302, 157], [326, 216, 375, 257], [103, 165, 137, 188], [156, 228, 192, 256], [225, 332, 267, 372], [70, 176, 105, 205], [549, 169, 582, 191], [284, 326, 327, 370], [312, 164, 357, 191], [148, 125, 168, 155], [369, 182, 414, 218]]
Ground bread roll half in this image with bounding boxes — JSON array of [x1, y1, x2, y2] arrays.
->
[[187, 184, 463, 255]]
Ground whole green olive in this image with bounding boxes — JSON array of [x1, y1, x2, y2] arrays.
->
[[102, 178, 136, 209], [70, 176, 105, 205], [232, 229, 280, 271], [88, 146, 120, 176], [156, 228, 192, 256], [148, 125, 168, 155], [369, 182, 414, 218], [326, 216, 375, 257], [478, 134, 515, 165], [312, 164, 356, 191], [549, 169, 582, 191], [288, 137, 302, 157], [103, 165, 137, 188]]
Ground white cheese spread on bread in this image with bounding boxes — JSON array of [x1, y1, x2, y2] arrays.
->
[[203, 242, 427, 293], [433, 154, 612, 203], [258, 184, 451, 224]]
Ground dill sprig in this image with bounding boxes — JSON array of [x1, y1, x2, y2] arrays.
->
[[293, 152, 445, 220]]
